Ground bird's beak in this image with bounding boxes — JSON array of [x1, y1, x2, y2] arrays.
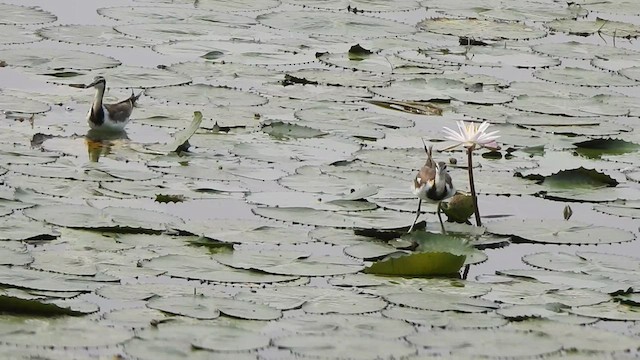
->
[[85, 78, 102, 88]]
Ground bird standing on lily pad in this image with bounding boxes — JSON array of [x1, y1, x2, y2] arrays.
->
[[409, 140, 455, 233], [85, 76, 141, 132]]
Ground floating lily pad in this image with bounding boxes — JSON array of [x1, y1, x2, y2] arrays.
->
[[148, 295, 281, 320], [236, 286, 387, 314], [383, 306, 507, 328], [384, 290, 498, 313], [143, 254, 299, 284], [192, 327, 270, 352], [295, 107, 413, 129], [407, 328, 561, 358], [24, 204, 183, 232], [283, 0, 420, 11], [146, 84, 267, 107], [264, 313, 416, 338], [0, 94, 50, 114], [365, 251, 466, 276], [574, 138, 640, 159], [98, 6, 256, 26], [258, 11, 415, 37], [0, 317, 133, 348], [426, 45, 560, 68], [155, 40, 315, 65], [317, 51, 394, 74], [532, 41, 638, 60], [513, 320, 640, 352], [0, 25, 40, 45], [0, 3, 56, 25], [0, 267, 96, 292], [594, 201, 640, 218], [39, 24, 156, 47], [0, 214, 59, 241], [133, 0, 280, 12], [546, 18, 640, 38], [506, 95, 628, 117], [0, 48, 120, 70], [285, 68, 392, 88], [419, 18, 547, 40], [486, 218, 634, 245], [534, 67, 639, 87], [49, 65, 191, 88], [497, 269, 631, 294], [483, 278, 611, 307], [261, 121, 327, 139], [248, 191, 377, 212], [254, 207, 412, 230], [115, 22, 255, 42], [274, 334, 417, 360]]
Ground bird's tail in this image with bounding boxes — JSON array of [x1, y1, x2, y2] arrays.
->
[[128, 90, 143, 107], [421, 138, 435, 168]]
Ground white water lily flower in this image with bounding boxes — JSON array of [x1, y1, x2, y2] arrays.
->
[[443, 120, 500, 150]]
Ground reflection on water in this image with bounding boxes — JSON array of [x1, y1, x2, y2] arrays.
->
[[85, 128, 128, 162]]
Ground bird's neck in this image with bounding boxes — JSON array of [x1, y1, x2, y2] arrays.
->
[[435, 171, 446, 192], [92, 86, 105, 115]]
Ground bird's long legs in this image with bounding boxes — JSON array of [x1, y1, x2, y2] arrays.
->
[[408, 199, 422, 233], [437, 201, 446, 234]]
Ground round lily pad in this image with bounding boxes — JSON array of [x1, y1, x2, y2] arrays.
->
[[419, 18, 547, 40], [532, 41, 639, 60], [49, 65, 191, 88], [192, 327, 270, 352], [274, 334, 417, 360], [147, 295, 281, 320], [0, 317, 133, 348], [0, 3, 56, 25], [407, 328, 561, 358], [98, 6, 256, 26], [0, 48, 120, 70], [383, 307, 507, 328], [534, 67, 639, 87], [146, 84, 267, 107], [384, 290, 498, 313], [0, 25, 40, 45], [143, 254, 300, 284], [546, 18, 640, 38], [258, 11, 415, 37], [38, 24, 156, 47], [0, 94, 50, 114], [486, 218, 635, 245], [426, 45, 560, 68], [284, 0, 421, 11]]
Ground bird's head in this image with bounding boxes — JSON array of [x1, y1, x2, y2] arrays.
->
[[86, 76, 106, 89], [435, 161, 448, 176]]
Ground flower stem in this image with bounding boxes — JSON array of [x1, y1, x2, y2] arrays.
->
[[467, 147, 482, 226]]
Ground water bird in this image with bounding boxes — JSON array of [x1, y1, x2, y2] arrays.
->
[[408, 140, 455, 233], [85, 76, 141, 131]]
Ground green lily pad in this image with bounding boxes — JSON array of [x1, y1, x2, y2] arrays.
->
[[180, 220, 312, 246], [0, 214, 59, 241], [248, 191, 377, 212], [594, 201, 640, 218], [254, 207, 412, 230], [532, 41, 639, 60], [486, 218, 635, 245], [506, 95, 629, 117], [483, 278, 611, 307], [364, 251, 466, 276]]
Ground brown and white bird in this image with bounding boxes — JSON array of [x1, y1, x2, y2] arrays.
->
[[85, 76, 140, 131], [408, 141, 455, 232]]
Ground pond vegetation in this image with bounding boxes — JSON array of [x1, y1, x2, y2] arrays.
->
[[0, 0, 639, 358]]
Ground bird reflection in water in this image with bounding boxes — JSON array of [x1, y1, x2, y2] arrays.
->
[[85, 129, 129, 162]]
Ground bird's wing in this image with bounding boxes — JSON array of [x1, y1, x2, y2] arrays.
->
[[414, 166, 436, 189], [104, 99, 134, 123]]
